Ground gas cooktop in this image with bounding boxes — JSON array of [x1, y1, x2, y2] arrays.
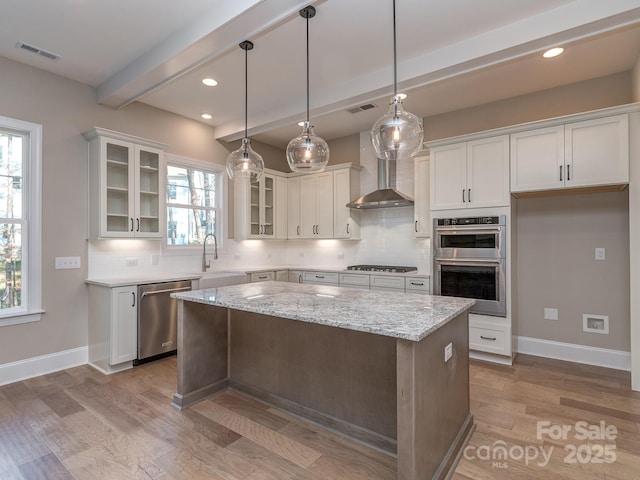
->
[[346, 265, 418, 273]]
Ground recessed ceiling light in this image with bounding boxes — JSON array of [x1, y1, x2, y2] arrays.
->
[[297, 121, 305, 127], [397, 93, 407, 100], [201, 113, 212, 120], [543, 47, 564, 58], [202, 78, 218, 87]]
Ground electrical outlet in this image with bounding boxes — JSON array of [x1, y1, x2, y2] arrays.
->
[[150, 254, 159, 266], [544, 307, 558, 321], [54, 257, 81, 269], [444, 342, 453, 362], [337, 253, 344, 260], [595, 248, 605, 260], [125, 258, 138, 267]]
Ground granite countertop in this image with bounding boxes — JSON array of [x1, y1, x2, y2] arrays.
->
[[173, 281, 473, 342]]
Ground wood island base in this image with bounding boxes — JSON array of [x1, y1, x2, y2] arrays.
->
[[173, 299, 473, 480]]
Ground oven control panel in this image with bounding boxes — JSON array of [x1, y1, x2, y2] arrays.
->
[[436, 216, 501, 226]]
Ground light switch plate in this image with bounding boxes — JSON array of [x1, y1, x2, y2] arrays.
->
[[595, 248, 605, 260], [55, 256, 81, 269], [544, 307, 558, 321]]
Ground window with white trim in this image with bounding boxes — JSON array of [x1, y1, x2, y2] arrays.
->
[[0, 116, 42, 325], [166, 156, 223, 247]]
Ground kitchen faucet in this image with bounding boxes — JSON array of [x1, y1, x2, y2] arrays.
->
[[202, 233, 218, 272]]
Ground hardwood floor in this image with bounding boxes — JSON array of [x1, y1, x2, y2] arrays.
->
[[0, 354, 638, 479]]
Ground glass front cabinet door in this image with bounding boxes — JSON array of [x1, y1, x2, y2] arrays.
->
[[84, 128, 167, 239]]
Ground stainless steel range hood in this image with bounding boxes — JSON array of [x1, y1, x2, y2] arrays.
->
[[346, 158, 414, 209]]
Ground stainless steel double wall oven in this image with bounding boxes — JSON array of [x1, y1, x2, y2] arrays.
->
[[433, 215, 507, 317]]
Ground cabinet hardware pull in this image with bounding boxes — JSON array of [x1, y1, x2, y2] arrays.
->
[[258, 275, 267, 279], [136, 218, 140, 232], [480, 335, 497, 341], [346, 223, 350, 235], [468, 188, 471, 203], [130, 218, 134, 232], [415, 220, 418, 233], [315, 275, 324, 279], [567, 164, 571, 181], [410, 282, 424, 286], [131, 292, 136, 307], [559, 165, 563, 181], [462, 189, 466, 202], [297, 225, 300, 236]]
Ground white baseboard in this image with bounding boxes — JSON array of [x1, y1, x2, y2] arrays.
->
[[0, 346, 88, 386], [516, 336, 631, 371]]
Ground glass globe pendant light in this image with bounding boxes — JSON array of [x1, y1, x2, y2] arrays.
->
[[226, 40, 264, 183], [370, 0, 423, 161], [286, 6, 329, 173]]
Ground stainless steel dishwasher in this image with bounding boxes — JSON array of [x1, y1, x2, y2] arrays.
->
[[135, 280, 192, 364]]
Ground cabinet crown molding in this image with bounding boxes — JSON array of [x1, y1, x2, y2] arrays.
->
[[82, 127, 168, 150]]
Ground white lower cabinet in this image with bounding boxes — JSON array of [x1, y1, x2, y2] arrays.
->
[[339, 273, 370, 289], [405, 277, 429, 294], [88, 284, 137, 374], [302, 271, 339, 285], [276, 270, 289, 282], [370, 275, 405, 292], [250, 271, 275, 282], [288, 270, 303, 283], [468, 314, 512, 358]]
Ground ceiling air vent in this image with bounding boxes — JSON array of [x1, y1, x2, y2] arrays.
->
[[15, 41, 61, 62], [347, 103, 376, 114]]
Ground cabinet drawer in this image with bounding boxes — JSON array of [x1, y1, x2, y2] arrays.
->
[[469, 326, 508, 355], [370, 275, 404, 290], [302, 271, 339, 285], [250, 271, 275, 282], [405, 277, 429, 293], [339, 273, 370, 288]]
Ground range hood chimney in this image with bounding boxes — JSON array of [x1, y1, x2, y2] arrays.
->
[[346, 158, 414, 209]]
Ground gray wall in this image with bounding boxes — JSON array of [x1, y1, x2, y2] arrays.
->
[[515, 192, 630, 350], [425, 72, 632, 141], [0, 56, 227, 365]]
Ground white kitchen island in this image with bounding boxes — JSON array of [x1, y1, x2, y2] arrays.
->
[[172, 281, 475, 480]]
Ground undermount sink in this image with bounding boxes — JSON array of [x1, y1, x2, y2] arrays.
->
[[197, 272, 247, 289]]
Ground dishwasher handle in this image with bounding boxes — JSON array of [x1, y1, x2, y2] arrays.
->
[[140, 286, 191, 299]]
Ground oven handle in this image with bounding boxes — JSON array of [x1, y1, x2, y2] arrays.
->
[[435, 258, 503, 265], [434, 226, 503, 235]]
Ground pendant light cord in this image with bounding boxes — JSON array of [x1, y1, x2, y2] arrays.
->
[[244, 44, 248, 140], [306, 10, 310, 126], [393, 0, 397, 99]]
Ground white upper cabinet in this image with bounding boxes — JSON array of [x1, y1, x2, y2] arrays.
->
[[333, 166, 361, 239], [510, 126, 564, 192], [288, 164, 361, 240], [287, 176, 301, 239], [565, 115, 629, 188], [300, 172, 334, 239], [430, 135, 510, 211], [84, 128, 166, 239], [413, 155, 430, 237], [511, 114, 629, 193], [234, 171, 287, 240]]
